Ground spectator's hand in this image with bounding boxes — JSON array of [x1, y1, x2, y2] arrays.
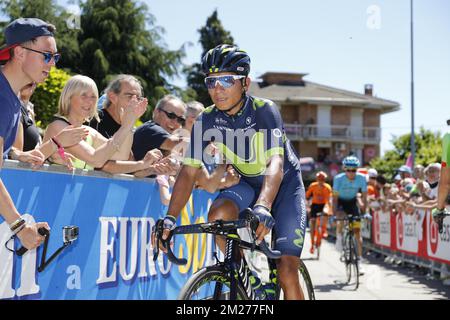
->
[[16, 149, 45, 168], [54, 125, 89, 147], [120, 97, 148, 127], [147, 157, 179, 176], [143, 149, 163, 166], [16, 222, 50, 250]]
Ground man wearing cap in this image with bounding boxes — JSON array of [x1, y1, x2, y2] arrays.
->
[[0, 18, 86, 251], [398, 165, 413, 180]]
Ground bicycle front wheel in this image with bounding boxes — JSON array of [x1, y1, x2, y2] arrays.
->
[[178, 265, 249, 300], [344, 235, 359, 290], [276, 260, 315, 300]]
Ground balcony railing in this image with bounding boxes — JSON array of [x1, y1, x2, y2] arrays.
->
[[284, 124, 380, 143]]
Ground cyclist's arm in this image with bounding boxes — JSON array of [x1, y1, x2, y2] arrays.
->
[[194, 164, 227, 193], [437, 166, 449, 210], [437, 133, 450, 210], [166, 164, 200, 219], [254, 154, 283, 210]]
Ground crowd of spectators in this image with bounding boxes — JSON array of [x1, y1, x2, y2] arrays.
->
[[365, 163, 447, 216]]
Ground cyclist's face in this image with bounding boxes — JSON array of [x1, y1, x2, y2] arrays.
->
[[207, 72, 250, 112], [344, 168, 357, 180]]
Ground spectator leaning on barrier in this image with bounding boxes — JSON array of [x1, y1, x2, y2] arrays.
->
[[87, 75, 169, 176], [0, 17, 89, 251], [184, 100, 205, 132], [8, 82, 42, 159], [132, 94, 187, 161], [43, 74, 148, 170], [89, 74, 142, 139]]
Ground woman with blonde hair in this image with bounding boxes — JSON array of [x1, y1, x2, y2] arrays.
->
[[44, 75, 147, 169]]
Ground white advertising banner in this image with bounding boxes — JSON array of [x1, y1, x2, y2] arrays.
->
[[373, 209, 391, 248], [426, 207, 450, 263], [396, 212, 419, 254]]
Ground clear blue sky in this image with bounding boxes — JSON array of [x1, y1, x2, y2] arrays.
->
[[65, 0, 450, 155]]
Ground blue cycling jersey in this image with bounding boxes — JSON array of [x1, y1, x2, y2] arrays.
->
[[184, 95, 306, 257], [184, 95, 301, 188], [332, 172, 367, 200]]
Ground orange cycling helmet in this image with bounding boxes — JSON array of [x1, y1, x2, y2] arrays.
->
[[316, 171, 327, 180]]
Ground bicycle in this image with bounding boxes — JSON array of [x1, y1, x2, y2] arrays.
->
[[334, 214, 360, 290], [153, 208, 315, 300], [432, 208, 450, 234]]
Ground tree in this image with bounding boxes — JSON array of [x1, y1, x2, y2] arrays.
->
[[370, 127, 443, 179], [185, 10, 235, 106], [76, 0, 187, 120], [32, 67, 71, 127]]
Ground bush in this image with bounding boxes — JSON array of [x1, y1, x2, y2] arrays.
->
[[32, 68, 71, 128]]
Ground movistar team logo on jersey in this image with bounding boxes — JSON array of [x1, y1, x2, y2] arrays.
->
[[293, 229, 305, 248]]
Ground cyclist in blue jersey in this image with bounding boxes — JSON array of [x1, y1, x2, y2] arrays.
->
[[154, 44, 308, 300], [332, 156, 368, 275]]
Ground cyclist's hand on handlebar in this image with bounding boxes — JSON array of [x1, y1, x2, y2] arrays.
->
[[252, 205, 275, 243], [16, 222, 50, 250], [151, 215, 176, 253]]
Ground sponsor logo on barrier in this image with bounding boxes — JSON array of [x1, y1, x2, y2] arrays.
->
[[0, 215, 39, 299], [429, 213, 439, 255], [397, 213, 403, 247]]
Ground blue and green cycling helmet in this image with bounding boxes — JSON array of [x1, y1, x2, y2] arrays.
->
[[201, 44, 250, 76], [342, 156, 360, 169]]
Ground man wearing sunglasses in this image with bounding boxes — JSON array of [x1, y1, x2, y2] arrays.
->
[[332, 155, 368, 275], [132, 94, 187, 162], [155, 44, 308, 300], [0, 18, 84, 252]]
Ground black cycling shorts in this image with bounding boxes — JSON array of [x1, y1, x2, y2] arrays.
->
[[337, 198, 360, 216], [310, 203, 325, 218]]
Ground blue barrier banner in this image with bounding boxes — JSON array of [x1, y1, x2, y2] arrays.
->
[[0, 166, 218, 300]]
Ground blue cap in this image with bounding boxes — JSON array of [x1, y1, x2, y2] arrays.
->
[[398, 165, 412, 174], [97, 94, 107, 110], [0, 18, 54, 61]]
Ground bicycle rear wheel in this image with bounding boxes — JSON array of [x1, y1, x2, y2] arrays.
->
[[276, 260, 315, 300], [178, 265, 249, 300]]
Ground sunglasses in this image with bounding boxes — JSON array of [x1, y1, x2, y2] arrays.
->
[[160, 108, 186, 125], [21, 46, 61, 64], [345, 169, 357, 173], [204, 75, 245, 89]]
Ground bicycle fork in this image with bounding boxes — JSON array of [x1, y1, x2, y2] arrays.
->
[[224, 237, 254, 300]]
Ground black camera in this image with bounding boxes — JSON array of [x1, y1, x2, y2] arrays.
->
[[63, 226, 79, 243]]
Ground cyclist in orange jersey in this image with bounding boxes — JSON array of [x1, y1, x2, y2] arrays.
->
[[306, 171, 333, 254]]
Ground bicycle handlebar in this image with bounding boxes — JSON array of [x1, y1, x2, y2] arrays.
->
[[153, 209, 282, 265]]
